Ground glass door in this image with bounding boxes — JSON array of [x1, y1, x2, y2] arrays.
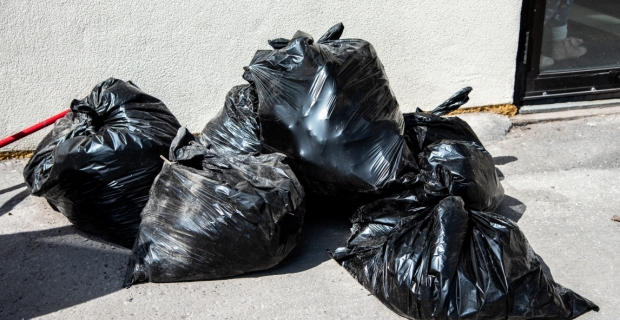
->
[[515, 0, 620, 106]]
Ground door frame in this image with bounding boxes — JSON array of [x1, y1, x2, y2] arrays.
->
[[514, 0, 620, 106]]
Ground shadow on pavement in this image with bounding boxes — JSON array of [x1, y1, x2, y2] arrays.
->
[[247, 213, 352, 277], [0, 188, 30, 217], [246, 199, 354, 277], [493, 156, 518, 165], [495, 195, 527, 222], [0, 182, 27, 196], [0, 226, 130, 319]]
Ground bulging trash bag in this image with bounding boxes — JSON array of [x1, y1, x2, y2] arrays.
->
[[200, 84, 261, 155], [124, 127, 305, 286], [332, 196, 599, 320], [418, 140, 504, 211], [23, 78, 181, 247], [401, 87, 503, 211], [248, 23, 415, 198]]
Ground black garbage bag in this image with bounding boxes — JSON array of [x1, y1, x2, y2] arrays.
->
[[248, 23, 415, 198], [418, 87, 473, 117], [23, 78, 181, 247], [399, 87, 503, 211], [332, 196, 599, 320], [124, 127, 305, 286], [403, 87, 483, 156], [200, 84, 261, 155], [418, 140, 504, 211]]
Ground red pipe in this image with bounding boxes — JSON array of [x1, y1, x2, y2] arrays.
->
[[0, 109, 70, 149]]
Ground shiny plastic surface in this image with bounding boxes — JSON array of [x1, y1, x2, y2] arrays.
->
[[200, 84, 261, 155], [329, 84, 596, 318], [403, 89, 483, 156], [418, 140, 504, 211], [417, 87, 472, 116], [332, 196, 599, 319], [398, 89, 504, 211], [124, 127, 305, 286], [23, 78, 181, 247], [248, 24, 412, 197]]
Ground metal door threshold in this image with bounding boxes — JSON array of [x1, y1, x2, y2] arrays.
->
[[520, 98, 620, 114]]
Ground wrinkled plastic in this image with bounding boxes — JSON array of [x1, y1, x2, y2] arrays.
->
[[327, 82, 596, 318], [23, 78, 181, 247], [396, 88, 503, 211], [248, 23, 414, 198], [124, 127, 305, 286], [404, 89, 482, 156], [418, 140, 504, 211], [332, 195, 599, 320], [200, 84, 261, 155]]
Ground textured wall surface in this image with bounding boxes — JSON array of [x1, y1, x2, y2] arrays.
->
[[0, 0, 522, 150]]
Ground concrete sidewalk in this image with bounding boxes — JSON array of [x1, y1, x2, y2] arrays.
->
[[1, 112, 619, 319]]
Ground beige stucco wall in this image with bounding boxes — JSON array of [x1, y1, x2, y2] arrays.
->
[[0, 0, 522, 150]]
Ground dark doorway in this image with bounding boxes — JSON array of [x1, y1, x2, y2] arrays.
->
[[515, 0, 620, 106]]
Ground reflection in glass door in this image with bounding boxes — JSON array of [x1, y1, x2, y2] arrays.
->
[[517, 0, 620, 105], [541, 0, 620, 73]]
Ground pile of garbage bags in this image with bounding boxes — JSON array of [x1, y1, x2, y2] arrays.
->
[[24, 23, 598, 319]]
